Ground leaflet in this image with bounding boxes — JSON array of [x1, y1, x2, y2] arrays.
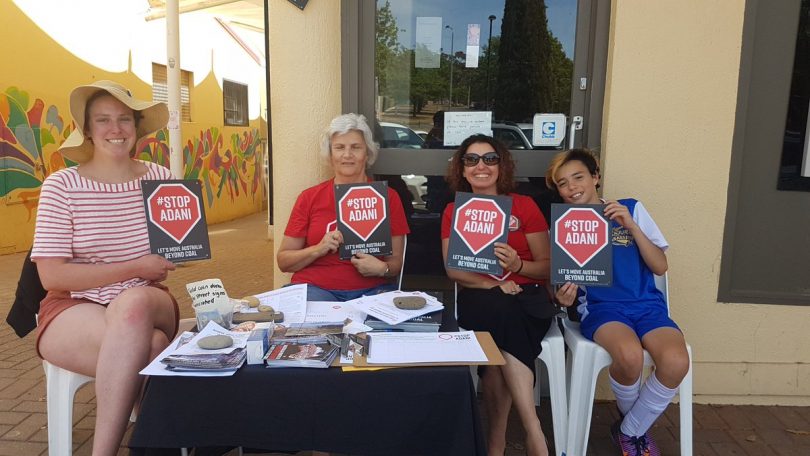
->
[[250, 284, 308, 324], [304, 301, 367, 324]]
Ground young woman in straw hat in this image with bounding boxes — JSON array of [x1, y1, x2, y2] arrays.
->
[[31, 80, 178, 455]]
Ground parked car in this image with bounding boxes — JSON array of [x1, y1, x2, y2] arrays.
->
[[380, 122, 425, 149], [492, 123, 533, 150]]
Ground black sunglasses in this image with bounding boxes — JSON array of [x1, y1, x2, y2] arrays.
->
[[461, 152, 500, 167]]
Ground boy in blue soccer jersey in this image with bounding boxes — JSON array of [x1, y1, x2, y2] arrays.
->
[[546, 149, 689, 456]]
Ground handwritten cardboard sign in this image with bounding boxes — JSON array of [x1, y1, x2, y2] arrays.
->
[[186, 278, 233, 329]]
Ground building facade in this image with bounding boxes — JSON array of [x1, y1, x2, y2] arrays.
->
[[269, 0, 810, 405]]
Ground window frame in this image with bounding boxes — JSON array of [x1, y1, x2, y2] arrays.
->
[[719, 0, 810, 305], [223, 79, 249, 127], [151, 63, 193, 122]]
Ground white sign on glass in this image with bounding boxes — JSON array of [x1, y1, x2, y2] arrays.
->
[[532, 113, 567, 147], [466, 45, 480, 68], [444, 111, 493, 146], [415, 17, 442, 69], [465, 24, 480, 68]]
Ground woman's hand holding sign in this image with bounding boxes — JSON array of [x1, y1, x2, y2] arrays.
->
[[136, 254, 176, 282], [318, 230, 343, 256], [351, 253, 388, 277], [494, 242, 522, 273]]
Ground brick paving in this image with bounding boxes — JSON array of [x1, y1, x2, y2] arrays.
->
[[0, 212, 808, 455]]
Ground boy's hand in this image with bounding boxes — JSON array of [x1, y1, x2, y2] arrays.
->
[[604, 201, 636, 230], [555, 282, 579, 307]]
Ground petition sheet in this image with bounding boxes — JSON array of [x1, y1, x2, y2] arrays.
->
[[366, 331, 487, 364]]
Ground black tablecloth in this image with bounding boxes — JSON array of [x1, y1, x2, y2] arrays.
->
[[129, 310, 486, 455]]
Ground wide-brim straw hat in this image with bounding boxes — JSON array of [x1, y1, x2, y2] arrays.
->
[[58, 80, 169, 163]]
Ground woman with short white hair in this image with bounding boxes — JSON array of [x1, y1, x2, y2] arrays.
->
[[277, 113, 409, 301]]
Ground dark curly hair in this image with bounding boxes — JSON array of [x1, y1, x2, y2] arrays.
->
[[446, 134, 516, 195]]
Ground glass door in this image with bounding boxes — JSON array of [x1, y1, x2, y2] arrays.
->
[[350, 0, 609, 285]]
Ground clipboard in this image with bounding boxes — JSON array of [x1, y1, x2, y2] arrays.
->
[[351, 331, 506, 367]]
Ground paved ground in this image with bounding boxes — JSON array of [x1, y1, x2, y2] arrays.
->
[[0, 212, 809, 455]]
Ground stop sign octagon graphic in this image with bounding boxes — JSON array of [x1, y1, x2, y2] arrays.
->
[[554, 207, 609, 267], [453, 197, 507, 255], [338, 185, 387, 241], [146, 183, 202, 244]]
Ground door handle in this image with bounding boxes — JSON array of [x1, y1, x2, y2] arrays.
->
[[568, 116, 584, 149]]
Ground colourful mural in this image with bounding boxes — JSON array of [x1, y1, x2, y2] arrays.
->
[[0, 87, 72, 218], [3, 86, 263, 223], [136, 127, 262, 209]]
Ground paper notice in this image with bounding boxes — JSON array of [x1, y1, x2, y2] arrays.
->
[[186, 278, 233, 329]]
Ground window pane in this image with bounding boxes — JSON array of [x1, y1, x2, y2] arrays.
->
[[375, 0, 577, 149], [778, 0, 810, 191]]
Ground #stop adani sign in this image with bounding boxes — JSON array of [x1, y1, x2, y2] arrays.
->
[[550, 204, 612, 286], [142, 180, 211, 262], [335, 181, 392, 260], [446, 192, 512, 275]]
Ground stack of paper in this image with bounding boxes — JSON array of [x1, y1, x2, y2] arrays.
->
[[153, 322, 249, 374], [347, 291, 444, 326]]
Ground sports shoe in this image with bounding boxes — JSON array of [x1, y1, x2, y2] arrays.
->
[[610, 421, 661, 456]]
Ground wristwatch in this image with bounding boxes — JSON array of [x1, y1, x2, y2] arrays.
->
[[382, 264, 390, 277]]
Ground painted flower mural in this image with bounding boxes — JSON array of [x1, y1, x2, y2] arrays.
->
[[136, 126, 263, 208], [0, 87, 71, 218]]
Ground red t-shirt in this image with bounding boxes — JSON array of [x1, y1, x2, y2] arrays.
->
[[441, 193, 548, 285], [284, 179, 410, 290]]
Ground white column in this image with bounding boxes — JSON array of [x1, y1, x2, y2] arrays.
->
[[166, 0, 183, 177]]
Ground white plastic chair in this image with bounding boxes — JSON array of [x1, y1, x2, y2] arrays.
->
[[562, 273, 693, 456], [41, 317, 197, 456], [535, 318, 568, 456], [42, 360, 145, 455], [397, 235, 407, 290], [43, 360, 95, 456], [454, 283, 569, 456]]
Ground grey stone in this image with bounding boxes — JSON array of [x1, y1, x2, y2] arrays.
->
[[197, 335, 233, 350], [393, 296, 426, 310]]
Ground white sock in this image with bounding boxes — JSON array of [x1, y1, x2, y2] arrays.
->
[[621, 373, 678, 437], [610, 374, 641, 416]]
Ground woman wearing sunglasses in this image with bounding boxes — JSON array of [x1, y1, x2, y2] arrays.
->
[[441, 134, 553, 456]]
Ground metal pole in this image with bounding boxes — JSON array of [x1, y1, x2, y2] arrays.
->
[[166, 0, 183, 178], [446, 25, 454, 108], [485, 15, 495, 110]]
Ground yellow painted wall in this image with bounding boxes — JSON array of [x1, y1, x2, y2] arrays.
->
[[0, 2, 265, 254], [600, 0, 809, 405], [268, 0, 342, 289]]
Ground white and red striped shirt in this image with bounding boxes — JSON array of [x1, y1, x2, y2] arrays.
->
[[32, 161, 174, 304]]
